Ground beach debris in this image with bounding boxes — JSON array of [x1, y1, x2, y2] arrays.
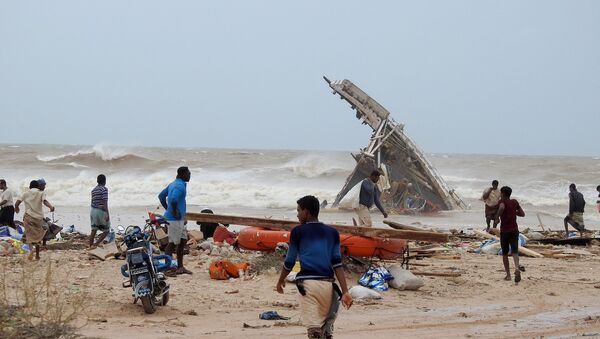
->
[[243, 322, 270, 329], [358, 265, 393, 291], [474, 230, 544, 258], [348, 285, 383, 300], [208, 260, 250, 280], [323, 76, 467, 214], [183, 309, 198, 316], [186, 212, 449, 243], [387, 265, 424, 290], [88, 246, 117, 261], [259, 311, 290, 321]]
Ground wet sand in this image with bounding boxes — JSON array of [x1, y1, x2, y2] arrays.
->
[[3, 243, 600, 338]]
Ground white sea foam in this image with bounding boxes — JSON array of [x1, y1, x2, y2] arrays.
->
[[4, 144, 599, 212]]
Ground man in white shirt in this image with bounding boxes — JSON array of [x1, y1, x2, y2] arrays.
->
[[482, 180, 501, 232], [15, 180, 55, 260], [0, 179, 15, 228]]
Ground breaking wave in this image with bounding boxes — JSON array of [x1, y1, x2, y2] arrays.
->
[[36, 144, 154, 168]]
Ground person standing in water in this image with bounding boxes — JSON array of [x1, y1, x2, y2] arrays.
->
[[355, 170, 388, 227]]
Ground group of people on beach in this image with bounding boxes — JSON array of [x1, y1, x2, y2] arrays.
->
[[6, 168, 600, 338], [1, 167, 351, 338], [481, 181, 600, 283], [157, 167, 352, 338], [0, 178, 55, 260]]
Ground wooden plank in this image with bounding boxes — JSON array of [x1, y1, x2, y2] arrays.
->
[[186, 212, 449, 243], [412, 271, 462, 277], [384, 220, 429, 232], [473, 230, 544, 258]]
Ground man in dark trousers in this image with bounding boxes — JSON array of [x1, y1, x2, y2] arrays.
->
[[564, 183, 586, 238], [276, 195, 352, 339], [158, 166, 192, 275], [0, 179, 15, 228], [355, 170, 388, 227], [493, 186, 525, 283]]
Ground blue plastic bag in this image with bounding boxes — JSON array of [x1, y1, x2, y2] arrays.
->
[[358, 266, 393, 291]]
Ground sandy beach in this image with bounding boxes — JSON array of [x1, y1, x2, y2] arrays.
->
[[1, 147, 599, 338], [3, 237, 600, 339]]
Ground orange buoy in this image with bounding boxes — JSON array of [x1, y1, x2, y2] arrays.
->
[[238, 226, 407, 260]]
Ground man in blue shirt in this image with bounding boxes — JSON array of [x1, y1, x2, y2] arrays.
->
[[356, 170, 388, 227], [158, 166, 192, 275], [276, 195, 352, 339]]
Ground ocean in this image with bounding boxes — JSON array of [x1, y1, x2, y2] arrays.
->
[[1, 143, 599, 232]]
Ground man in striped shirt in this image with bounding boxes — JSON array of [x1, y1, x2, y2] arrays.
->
[[89, 174, 110, 248]]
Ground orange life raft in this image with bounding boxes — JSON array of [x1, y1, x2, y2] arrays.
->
[[238, 226, 407, 260]]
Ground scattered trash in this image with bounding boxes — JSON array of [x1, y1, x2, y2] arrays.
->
[[259, 311, 290, 320], [348, 285, 383, 300], [358, 265, 393, 291], [387, 265, 424, 291]]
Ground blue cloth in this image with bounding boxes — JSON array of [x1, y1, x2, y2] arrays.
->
[[359, 179, 385, 214], [158, 178, 187, 221], [259, 311, 290, 320], [283, 222, 342, 281]]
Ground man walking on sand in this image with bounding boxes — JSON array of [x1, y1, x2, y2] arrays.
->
[[276, 195, 352, 339], [89, 174, 110, 248], [0, 179, 16, 228], [14, 180, 55, 260], [564, 183, 586, 238], [355, 170, 388, 227], [493, 186, 525, 283], [482, 180, 501, 231], [158, 166, 192, 275]]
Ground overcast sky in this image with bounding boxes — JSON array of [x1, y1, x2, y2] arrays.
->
[[1, 1, 598, 156]]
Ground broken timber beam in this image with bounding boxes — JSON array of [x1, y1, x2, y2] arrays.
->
[[383, 220, 441, 233], [186, 212, 449, 243], [473, 230, 544, 258]]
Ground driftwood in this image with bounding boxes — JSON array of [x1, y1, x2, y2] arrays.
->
[[412, 271, 462, 277], [473, 230, 544, 258], [383, 220, 436, 232], [186, 212, 449, 243]]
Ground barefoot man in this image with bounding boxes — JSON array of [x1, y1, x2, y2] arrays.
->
[[482, 180, 500, 231], [493, 186, 525, 283], [158, 166, 192, 275], [89, 174, 110, 248], [14, 180, 55, 260], [355, 170, 388, 227], [564, 183, 586, 238], [276, 195, 352, 339]]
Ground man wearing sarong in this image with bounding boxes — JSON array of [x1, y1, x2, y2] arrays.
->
[[276, 195, 352, 339], [482, 180, 501, 232], [89, 174, 110, 248], [564, 183, 586, 238], [14, 180, 55, 260]]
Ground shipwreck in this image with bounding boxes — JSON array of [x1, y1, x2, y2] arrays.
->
[[324, 76, 468, 214]]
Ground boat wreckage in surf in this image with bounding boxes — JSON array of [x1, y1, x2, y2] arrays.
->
[[324, 76, 468, 214]]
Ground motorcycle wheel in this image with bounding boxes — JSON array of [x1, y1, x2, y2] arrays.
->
[[141, 295, 156, 314], [158, 290, 169, 306]]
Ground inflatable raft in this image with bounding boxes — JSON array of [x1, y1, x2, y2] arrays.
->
[[238, 226, 407, 260]]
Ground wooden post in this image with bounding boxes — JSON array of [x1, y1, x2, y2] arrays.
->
[[186, 212, 449, 243], [473, 230, 544, 258]]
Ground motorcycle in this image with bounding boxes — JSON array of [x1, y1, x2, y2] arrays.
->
[[119, 220, 172, 314]]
